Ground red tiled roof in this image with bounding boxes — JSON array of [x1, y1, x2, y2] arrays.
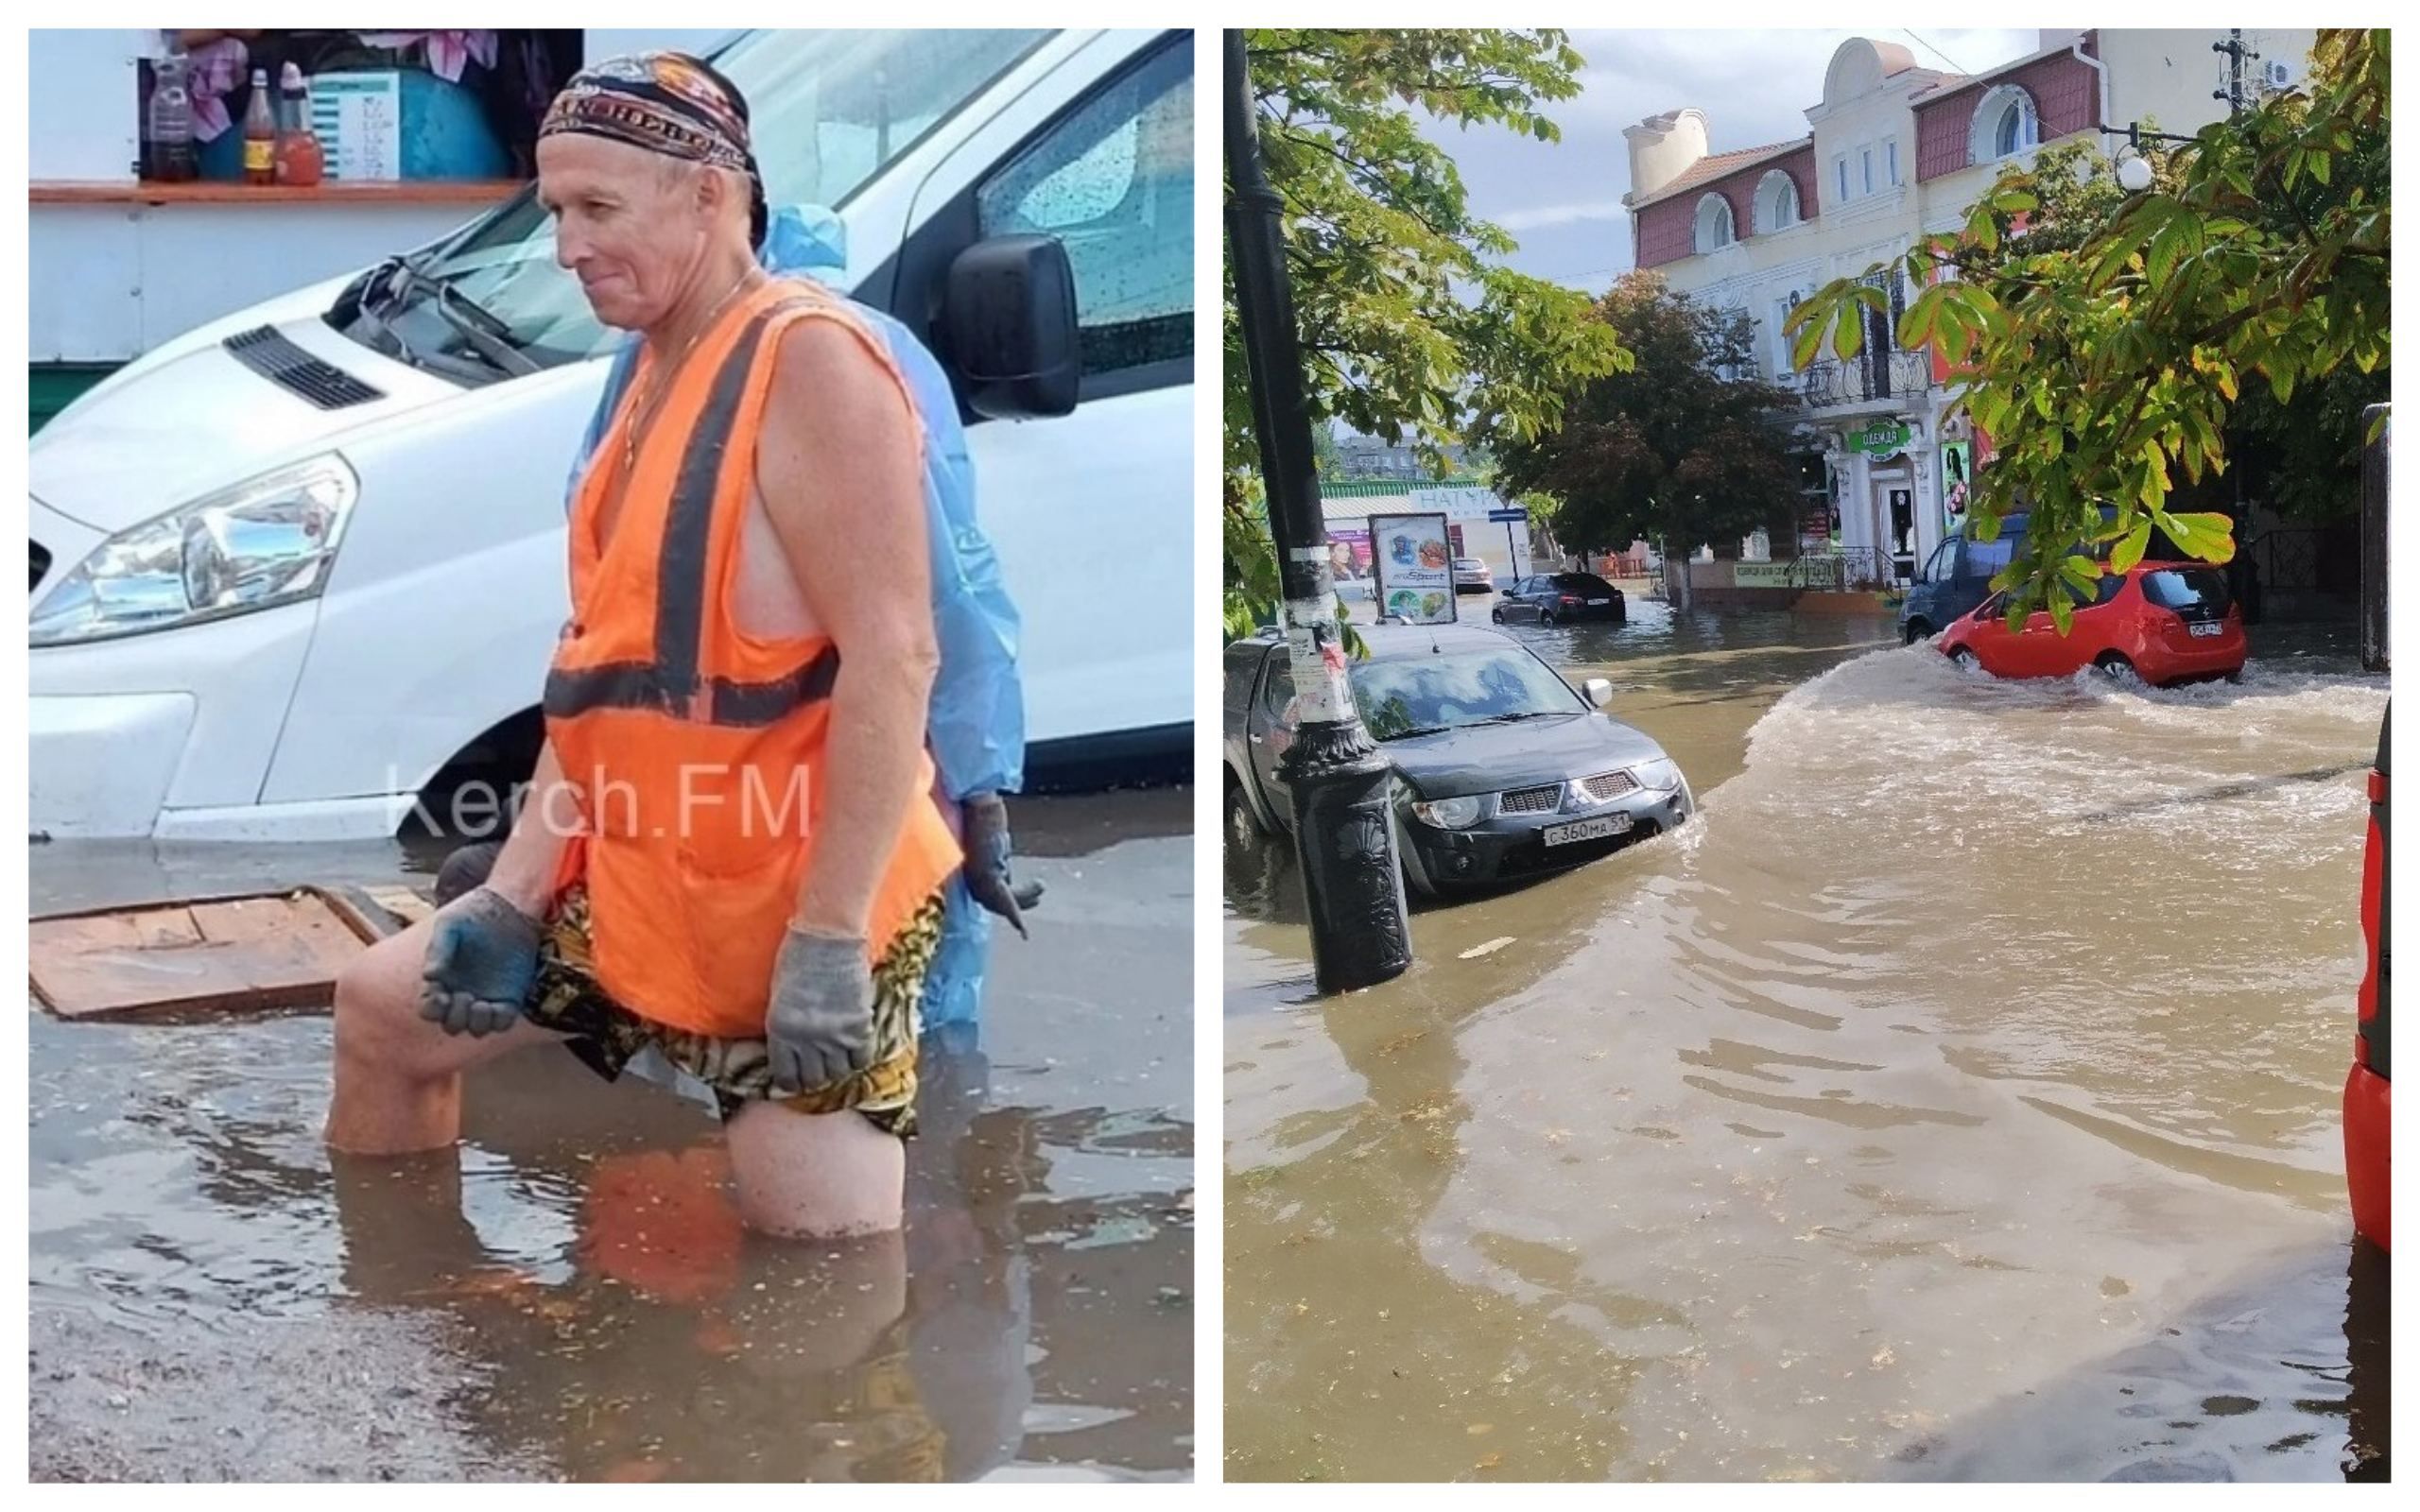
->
[[1911, 33, 2094, 104], [1634, 137, 1809, 207]]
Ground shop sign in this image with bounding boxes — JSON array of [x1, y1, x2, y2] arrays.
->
[[1850, 420, 1910, 456]]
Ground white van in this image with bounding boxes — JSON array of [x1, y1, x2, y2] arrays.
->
[[29, 27, 1192, 841]]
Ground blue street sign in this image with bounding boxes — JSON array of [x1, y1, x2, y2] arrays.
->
[[1486, 508, 1525, 522]]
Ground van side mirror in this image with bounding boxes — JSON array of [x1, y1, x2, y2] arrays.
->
[[942, 234, 1080, 421], [1582, 678, 1615, 708]]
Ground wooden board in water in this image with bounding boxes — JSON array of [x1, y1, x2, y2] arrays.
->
[[29, 887, 406, 1022]]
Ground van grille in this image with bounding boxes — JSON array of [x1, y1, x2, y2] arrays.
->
[[1499, 783, 1563, 816], [31, 539, 52, 595], [223, 326, 384, 410], [1580, 770, 1638, 804]]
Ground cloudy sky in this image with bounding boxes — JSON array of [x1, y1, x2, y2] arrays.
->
[[1443, 28, 2043, 291]]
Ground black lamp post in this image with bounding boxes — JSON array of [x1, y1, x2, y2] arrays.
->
[[1223, 30, 1414, 994]]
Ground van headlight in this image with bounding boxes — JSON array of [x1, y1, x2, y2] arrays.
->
[[1629, 757, 1683, 792], [1411, 794, 1487, 829], [30, 456, 357, 646]]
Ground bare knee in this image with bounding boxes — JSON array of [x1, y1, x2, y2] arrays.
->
[[726, 1104, 905, 1239], [333, 927, 441, 1076]]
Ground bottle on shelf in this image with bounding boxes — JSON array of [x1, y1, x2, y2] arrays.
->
[[274, 62, 324, 188], [147, 53, 199, 182], [242, 66, 276, 185]]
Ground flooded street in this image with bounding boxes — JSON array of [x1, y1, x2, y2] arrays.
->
[[30, 790, 1193, 1483], [1225, 603, 2388, 1482]]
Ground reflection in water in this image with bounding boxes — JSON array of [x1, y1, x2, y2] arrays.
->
[[1228, 609, 2387, 1481], [32, 1016, 1188, 1481], [32, 793, 1191, 1483]]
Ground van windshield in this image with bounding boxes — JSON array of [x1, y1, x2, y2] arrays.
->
[[338, 28, 1052, 373]]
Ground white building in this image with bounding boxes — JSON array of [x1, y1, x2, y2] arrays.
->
[[1625, 28, 2318, 582]]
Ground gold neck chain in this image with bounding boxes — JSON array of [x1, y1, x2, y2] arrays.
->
[[619, 266, 762, 484]]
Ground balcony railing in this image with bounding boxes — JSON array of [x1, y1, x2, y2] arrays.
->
[[1794, 350, 1934, 411]]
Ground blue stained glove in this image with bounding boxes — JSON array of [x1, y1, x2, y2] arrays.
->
[[418, 888, 542, 1038], [961, 793, 1041, 938]]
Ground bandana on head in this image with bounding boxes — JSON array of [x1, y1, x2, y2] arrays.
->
[[543, 51, 755, 176]]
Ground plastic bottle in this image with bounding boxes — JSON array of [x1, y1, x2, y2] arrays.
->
[[147, 53, 198, 182], [242, 66, 275, 184], [275, 62, 324, 188]]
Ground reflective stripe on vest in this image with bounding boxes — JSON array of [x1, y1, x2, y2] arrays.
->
[[544, 297, 837, 728]]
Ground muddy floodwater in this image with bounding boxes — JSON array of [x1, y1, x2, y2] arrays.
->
[[1226, 605, 2388, 1482], [31, 790, 1193, 1483]]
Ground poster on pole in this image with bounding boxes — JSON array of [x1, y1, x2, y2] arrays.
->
[[1322, 526, 1374, 582], [1369, 511, 1457, 624], [1940, 440, 1972, 536]]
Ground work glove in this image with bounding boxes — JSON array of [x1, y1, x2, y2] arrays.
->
[[418, 887, 542, 1038], [766, 927, 874, 1094], [961, 792, 1043, 938]]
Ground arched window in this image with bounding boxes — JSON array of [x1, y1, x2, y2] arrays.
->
[[1694, 193, 1737, 253], [1973, 84, 2040, 162], [1754, 169, 1800, 233]]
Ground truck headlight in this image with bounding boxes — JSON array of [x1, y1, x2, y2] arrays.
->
[[1629, 757, 1683, 792], [1411, 794, 1486, 829], [30, 456, 357, 646]]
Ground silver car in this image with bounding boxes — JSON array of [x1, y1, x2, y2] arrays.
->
[[1223, 622, 1693, 896]]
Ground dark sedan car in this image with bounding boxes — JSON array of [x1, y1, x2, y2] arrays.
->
[[1223, 622, 1692, 896], [1494, 572, 1627, 626]]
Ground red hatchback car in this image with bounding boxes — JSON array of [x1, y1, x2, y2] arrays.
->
[[1936, 563, 2245, 686]]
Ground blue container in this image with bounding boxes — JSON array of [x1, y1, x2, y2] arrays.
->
[[199, 69, 506, 181]]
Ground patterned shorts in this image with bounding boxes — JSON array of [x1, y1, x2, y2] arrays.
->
[[522, 886, 944, 1139]]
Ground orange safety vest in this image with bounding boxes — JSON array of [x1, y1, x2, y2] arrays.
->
[[545, 277, 961, 1040]]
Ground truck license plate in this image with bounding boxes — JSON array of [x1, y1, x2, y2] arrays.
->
[[2189, 621, 2223, 638], [1587, 598, 1611, 606], [1544, 813, 1633, 847]]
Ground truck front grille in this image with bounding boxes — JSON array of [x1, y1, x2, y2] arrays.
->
[[1498, 783, 1563, 816], [1581, 770, 1638, 803]]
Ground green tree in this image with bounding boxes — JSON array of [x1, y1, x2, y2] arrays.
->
[[1971, 133, 2387, 527], [1493, 272, 1801, 609], [1222, 29, 1632, 630], [1309, 419, 1343, 479], [1788, 28, 2388, 632]]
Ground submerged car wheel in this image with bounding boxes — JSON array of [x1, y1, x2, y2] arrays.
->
[[1904, 618, 1933, 644], [2095, 652, 2139, 684], [1224, 771, 1268, 843], [1539, 608, 1558, 627], [1947, 645, 1978, 671], [1490, 606, 1505, 625]]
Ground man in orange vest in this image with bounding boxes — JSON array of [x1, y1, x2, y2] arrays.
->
[[325, 53, 960, 1239]]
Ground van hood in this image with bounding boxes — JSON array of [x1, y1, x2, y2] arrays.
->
[[28, 285, 473, 534], [30, 204, 853, 538]]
